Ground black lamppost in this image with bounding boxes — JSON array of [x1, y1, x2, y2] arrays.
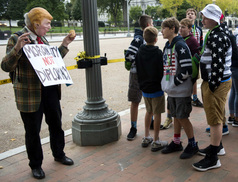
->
[[72, 0, 121, 146]]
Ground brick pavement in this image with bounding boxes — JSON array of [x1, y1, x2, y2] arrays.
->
[[0, 103, 238, 182]]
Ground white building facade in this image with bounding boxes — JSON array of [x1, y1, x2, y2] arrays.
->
[[130, 0, 159, 14], [98, 0, 159, 22]]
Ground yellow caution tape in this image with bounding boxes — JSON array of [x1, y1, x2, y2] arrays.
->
[[108, 58, 125, 63], [74, 51, 101, 61], [0, 78, 12, 85], [66, 65, 78, 70], [0, 58, 125, 85]]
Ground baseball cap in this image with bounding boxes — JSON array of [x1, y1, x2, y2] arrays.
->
[[200, 4, 222, 25]]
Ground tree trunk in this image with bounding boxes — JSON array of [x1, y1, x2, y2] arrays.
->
[[8, 19, 12, 32], [114, 14, 118, 26]]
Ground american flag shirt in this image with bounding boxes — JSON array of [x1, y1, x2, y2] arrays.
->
[[191, 24, 203, 47], [161, 36, 193, 97], [200, 26, 232, 92]]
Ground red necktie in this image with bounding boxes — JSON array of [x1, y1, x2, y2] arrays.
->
[[36, 36, 44, 44]]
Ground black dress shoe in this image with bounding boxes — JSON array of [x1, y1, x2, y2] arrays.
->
[[55, 156, 74, 165], [32, 167, 45, 179]]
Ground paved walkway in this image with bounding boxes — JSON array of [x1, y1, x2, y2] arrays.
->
[[0, 101, 238, 182]]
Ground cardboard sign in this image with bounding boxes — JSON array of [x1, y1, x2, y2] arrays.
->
[[23, 44, 73, 86]]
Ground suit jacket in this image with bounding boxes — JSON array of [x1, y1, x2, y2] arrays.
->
[[1, 27, 69, 112]]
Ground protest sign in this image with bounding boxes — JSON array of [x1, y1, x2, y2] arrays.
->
[[23, 44, 73, 86]]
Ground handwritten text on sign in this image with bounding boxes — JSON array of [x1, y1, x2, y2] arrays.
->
[[23, 44, 73, 86]]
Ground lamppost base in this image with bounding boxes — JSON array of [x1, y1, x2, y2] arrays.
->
[[72, 111, 121, 146]]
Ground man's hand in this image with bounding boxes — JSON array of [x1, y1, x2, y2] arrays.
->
[[62, 32, 76, 48], [14, 32, 31, 52]]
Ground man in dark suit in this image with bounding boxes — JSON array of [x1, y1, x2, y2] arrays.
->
[[1, 7, 76, 179]]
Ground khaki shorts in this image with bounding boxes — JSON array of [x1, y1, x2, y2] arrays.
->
[[128, 72, 142, 103], [143, 95, 165, 115], [201, 80, 232, 126]]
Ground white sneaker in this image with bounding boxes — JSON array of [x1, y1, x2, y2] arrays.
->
[[151, 140, 168, 152], [141, 136, 153, 148]]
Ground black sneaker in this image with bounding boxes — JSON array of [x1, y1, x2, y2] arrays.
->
[[161, 141, 183, 154], [180, 142, 199, 159], [192, 155, 221, 171], [227, 117, 235, 124], [192, 98, 203, 108], [232, 120, 238, 127], [198, 143, 225, 156], [127, 127, 137, 141]]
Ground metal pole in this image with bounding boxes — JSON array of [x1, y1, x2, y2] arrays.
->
[[127, 0, 131, 37], [72, 0, 121, 146]]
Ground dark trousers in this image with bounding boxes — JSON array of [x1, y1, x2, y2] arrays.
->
[[20, 85, 65, 169]]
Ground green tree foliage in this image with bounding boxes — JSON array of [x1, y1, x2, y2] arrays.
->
[[0, 0, 8, 17], [72, 0, 81, 21], [129, 5, 142, 23], [145, 5, 160, 19], [65, 2, 73, 20], [226, 0, 238, 16], [186, 0, 211, 16], [0, 0, 27, 20], [215, 0, 238, 16], [156, 6, 171, 19], [176, 0, 192, 21], [97, 0, 123, 26], [0, 0, 27, 27], [160, 0, 184, 17], [215, 0, 231, 13], [108, 10, 123, 26], [25, 0, 67, 21]]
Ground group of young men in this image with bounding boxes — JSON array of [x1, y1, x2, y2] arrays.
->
[[1, 3, 235, 180], [125, 4, 233, 172]]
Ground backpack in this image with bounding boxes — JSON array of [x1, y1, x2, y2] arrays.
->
[[183, 36, 200, 84], [9, 31, 24, 83], [191, 53, 200, 84], [229, 33, 238, 66], [236, 34, 238, 47]]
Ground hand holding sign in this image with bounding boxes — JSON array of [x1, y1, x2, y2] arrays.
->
[[23, 44, 73, 86]]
